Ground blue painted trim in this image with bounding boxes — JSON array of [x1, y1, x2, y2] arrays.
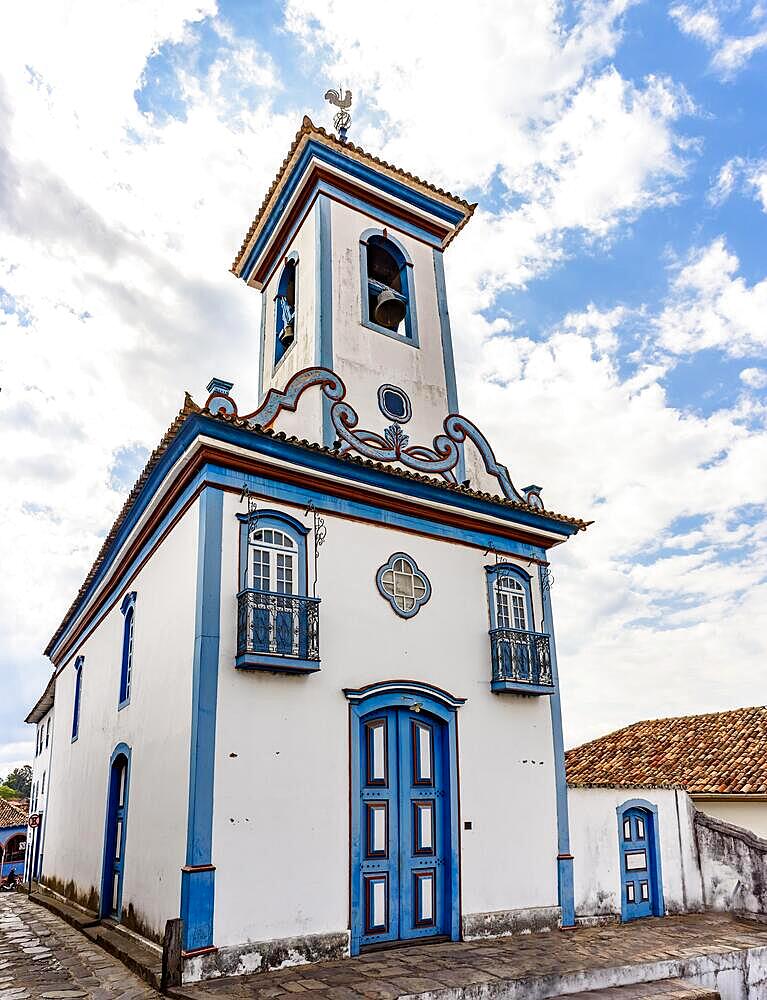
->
[[377, 384, 412, 424], [49, 412, 572, 664], [257, 291, 267, 406], [235, 653, 321, 673], [346, 682, 463, 955], [241, 139, 463, 280], [485, 563, 534, 631], [99, 742, 131, 919], [376, 552, 432, 619], [539, 564, 574, 927], [433, 249, 464, 481], [316, 196, 334, 447], [491, 680, 554, 696], [71, 655, 84, 742], [118, 592, 136, 711], [236, 508, 309, 593], [616, 799, 665, 920], [359, 229, 419, 348], [181, 488, 223, 952]]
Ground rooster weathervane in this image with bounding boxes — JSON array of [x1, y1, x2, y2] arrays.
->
[[324, 86, 352, 141]]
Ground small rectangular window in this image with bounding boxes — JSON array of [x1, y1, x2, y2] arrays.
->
[[625, 850, 648, 872], [627, 882, 635, 903], [640, 880, 649, 901], [635, 816, 645, 839], [366, 720, 387, 786], [623, 817, 632, 840]]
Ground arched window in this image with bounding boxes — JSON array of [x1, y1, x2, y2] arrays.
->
[[250, 527, 297, 594], [360, 230, 418, 345], [236, 510, 318, 670], [485, 564, 534, 633], [119, 592, 136, 709], [71, 655, 84, 742], [4, 835, 26, 865], [274, 256, 297, 366]]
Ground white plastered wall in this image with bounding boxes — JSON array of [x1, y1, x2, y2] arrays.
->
[[29, 706, 54, 878], [212, 490, 559, 948], [568, 786, 704, 918], [42, 502, 199, 938], [694, 798, 767, 840]]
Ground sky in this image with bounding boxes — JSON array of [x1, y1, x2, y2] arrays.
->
[[1, 0, 766, 773]]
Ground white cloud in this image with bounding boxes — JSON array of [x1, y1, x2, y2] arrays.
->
[[656, 238, 767, 357], [740, 366, 767, 389], [670, 2, 767, 77], [708, 155, 767, 210]]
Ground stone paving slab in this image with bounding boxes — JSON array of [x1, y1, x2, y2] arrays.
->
[[555, 978, 718, 999], [170, 915, 767, 1000], [0, 892, 160, 999]]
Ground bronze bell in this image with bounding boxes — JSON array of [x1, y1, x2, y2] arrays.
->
[[373, 287, 406, 331], [278, 323, 294, 346]]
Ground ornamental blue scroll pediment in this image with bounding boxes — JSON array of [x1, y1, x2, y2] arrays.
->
[[204, 367, 543, 508]]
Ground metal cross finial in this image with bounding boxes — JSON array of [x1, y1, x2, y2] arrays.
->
[[324, 86, 352, 141]]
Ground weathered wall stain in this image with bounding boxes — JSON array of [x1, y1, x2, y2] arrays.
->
[[696, 811, 767, 917]]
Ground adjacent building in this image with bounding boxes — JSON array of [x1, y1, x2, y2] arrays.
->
[[25, 672, 56, 883], [565, 705, 767, 923], [27, 115, 589, 982], [0, 799, 29, 885]]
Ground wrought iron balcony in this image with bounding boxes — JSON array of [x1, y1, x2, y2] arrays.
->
[[489, 628, 554, 695], [236, 589, 321, 673]]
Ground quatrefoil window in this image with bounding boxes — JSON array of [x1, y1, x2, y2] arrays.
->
[[376, 553, 432, 619]]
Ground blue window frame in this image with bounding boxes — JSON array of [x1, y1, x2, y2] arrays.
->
[[119, 592, 136, 709], [274, 253, 298, 369], [71, 655, 84, 742], [236, 509, 319, 672], [485, 563, 534, 632], [359, 229, 419, 346]]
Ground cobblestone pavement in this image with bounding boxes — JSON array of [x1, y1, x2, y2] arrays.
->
[[0, 891, 160, 999], [173, 914, 767, 999]]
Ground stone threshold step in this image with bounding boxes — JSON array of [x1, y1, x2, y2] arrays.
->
[[83, 922, 163, 991], [29, 887, 99, 932], [554, 978, 719, 1000]]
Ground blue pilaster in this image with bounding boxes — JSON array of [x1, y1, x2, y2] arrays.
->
[[181, 487, 223, 952], [315, 194, 333, 448], [539, 563, 575, 927], [433, 249, 465, 483]]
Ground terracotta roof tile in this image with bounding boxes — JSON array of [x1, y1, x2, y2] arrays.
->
[[0, 799, 28, 829], [232, 116, 476, 274], [566, 706, 767, 794]]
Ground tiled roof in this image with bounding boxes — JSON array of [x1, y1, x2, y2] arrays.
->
[[0, 799, 28, 829], [566, 706, 767, 794], [25, 671, 55, 724], [45, 399, 588, 660], [232, 116, 477, 274]]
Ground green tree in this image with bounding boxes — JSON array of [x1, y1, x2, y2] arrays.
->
[[0, 785, 18, 800], [4, 765, 31, 798]]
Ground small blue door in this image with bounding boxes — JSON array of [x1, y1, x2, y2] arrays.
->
[[357, 708, 449, 946], [620, 808, 654, 920], [101, 753, 129, 919]]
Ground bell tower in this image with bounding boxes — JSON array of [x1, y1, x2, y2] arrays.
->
[[231, 115, 475, 451]]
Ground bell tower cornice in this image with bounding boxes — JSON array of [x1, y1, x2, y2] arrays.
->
[[232, 116, 476, 290]]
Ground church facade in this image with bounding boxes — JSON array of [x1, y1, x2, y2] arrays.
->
[[32, 117, 588, 982]]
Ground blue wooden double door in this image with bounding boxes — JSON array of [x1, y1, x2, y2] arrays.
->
[[357, 708, 450, 947]]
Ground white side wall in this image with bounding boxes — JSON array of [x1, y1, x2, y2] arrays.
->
[[694, 798, 767, 840], [43, 502, 199, 938], [29, 705, 54, 877], [568, 786, 704, 918], [212, 491, 559, 948]]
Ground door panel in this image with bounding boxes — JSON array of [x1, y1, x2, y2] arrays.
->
[[102, 756, 129, 920], [620, 808, 653, 920], [357, 708, 449, 947]]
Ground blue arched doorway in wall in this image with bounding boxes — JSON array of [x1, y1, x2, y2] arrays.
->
[[100, 744, 131, 920], [617, 799, 664, 921], [345, 682, 463, 954]]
